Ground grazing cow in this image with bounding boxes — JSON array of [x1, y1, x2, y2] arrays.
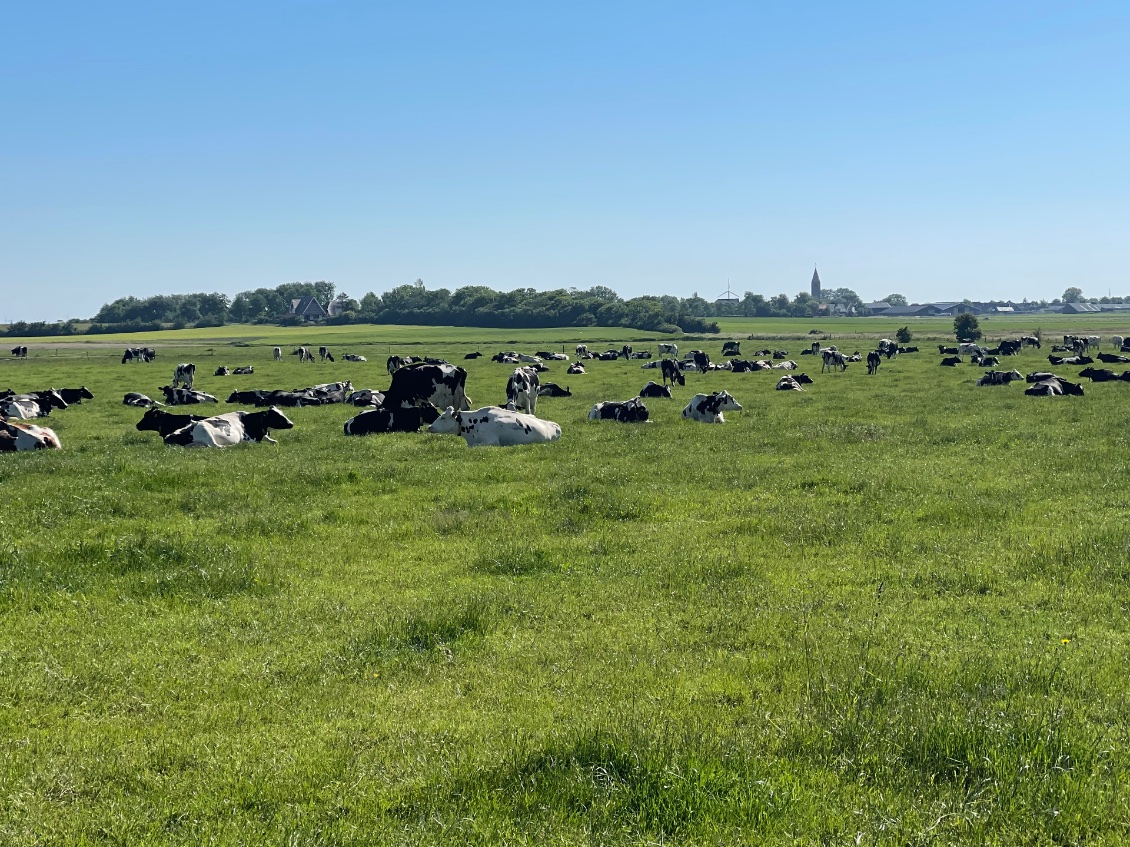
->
[[658, 342, 678, 357], [11, 345, 28, 358], [575, 344, 589, 356], [997, 340, 1022, 356], [295, 346, 315, 363], [504, 367, 540, 414], [722, 341, 741, 357], [274, 346, 282, 361], [682, 391, 742, 423], [1079, 367, 1120, 382], [567, 363, 586, 375], [867, 351, 882, 375], [384, 363, 471, 411], [589, 398, 649, 422], [233, 366, 254, 375], [1021, 336, 1041, 349], [344, 404, 440, 435], [877, 338, 898, 358], [136, 408, 208, 437], [160, 386, 219, 405], [122, 346, 155, 364], [429, 405, 561, 446], [1111, 336, 1125, 350], [214, 366, 230, 376], [171, 363, 196, 389], [319, 346, 333, 362], [692, 350, 711, 372], [660, 358, 685, 386], [639, 381, 673, 399], [940, 356, 962, 367], [163, 408, 295, 447], [621, 345, 633, 360], [1097, 352, 1130, 364], [123, 392, 161, 408], [977, 369, 1023, 386], [343, 354, 368, 362], [463, 351, 482, 360], [0, 420, 61, 451], [776, 375, 806, 391], [537, 383, 571, 397], [821, 349, 847, 372]]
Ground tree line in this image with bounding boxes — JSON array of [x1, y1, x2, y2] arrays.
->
[[5, 280, 884, 337]]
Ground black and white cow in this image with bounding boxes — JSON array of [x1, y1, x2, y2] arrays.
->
[[0, 420, 61, 451], [867, 351, 882, 375], [1048, 355, 1093, 366], [387, 355, 420, 373], [344, 404, 441, 435], [160, 385, 219, 405], [429, 406, 562, 447], [658, 342, 678, 357], [343, 354, 368, 362], [171, 363, 196, 389], [123, 392, 161, 408], [319, 346, 334, 362], [296, 347, 315, 363], [0, 390, 67, 419], [11, 345, 28, 358], [682, 391, 742, 423], [537, 383, 572, 397], [1021, 335, 1041, 349], [639, 381, 673, 399], [575, 344, 589, 356], [588, 398, 649, 423], [722, 341, 741, 357], [347, 388, 385, 406], [659, 358, 685, 387], [566, 362, 586, 375], [1025, 377, 1084, 397], [505, 367, 540, 415], [233, 366, 254, 375], [56, 387, 94, 404], [214, 366, 231, 376], [384, 363, 472, 411], [775, 375, 805, 391], [136, 408, 208, 438], [877, 338, 898, 358], [692, 350, 711, 372], [274, 346, 283, 361], [976, 369, 1023, 386], [163, 408, 295, 447], [821, 350, 847, 372], [621, 345, 633, 360]]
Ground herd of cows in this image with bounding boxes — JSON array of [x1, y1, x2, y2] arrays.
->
[[3, 332, 1129, 451]]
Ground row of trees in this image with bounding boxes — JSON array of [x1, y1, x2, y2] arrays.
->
[[8, 281, 924, 338]]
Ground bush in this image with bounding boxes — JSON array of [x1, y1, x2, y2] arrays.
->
[[655, 323, 681, 334], [895, 326, 912, 344], [953, 313, 982, 342]]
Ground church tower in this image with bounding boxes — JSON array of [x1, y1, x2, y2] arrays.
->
[[811, 266, 822, 300]]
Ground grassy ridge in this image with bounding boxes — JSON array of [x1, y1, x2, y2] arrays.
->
[[2, 331, 1130, 844]]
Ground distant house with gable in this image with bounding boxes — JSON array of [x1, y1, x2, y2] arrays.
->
[[284, 296, 328, 321]]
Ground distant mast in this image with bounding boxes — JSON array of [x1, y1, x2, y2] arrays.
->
[[811, 265, 822, 300]]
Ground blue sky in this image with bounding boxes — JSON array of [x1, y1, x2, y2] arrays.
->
[[3, 1, 1128, 322]]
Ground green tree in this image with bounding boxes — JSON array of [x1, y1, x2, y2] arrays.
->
[[1062, 286, 1084, 303], [895, 325, 912, 343], [884, 293, 908, 306], [953, 312, 982, 341]]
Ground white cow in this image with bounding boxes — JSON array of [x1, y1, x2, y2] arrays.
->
[[1112, 335, 1125, 349], [958, 343, 986, 357], [163, 408, 294, 447], [682, 391, 743, 424], [429, 406, 561, 447], [658, 342, 678, 357], [1087, 335, 1101, 351], [575, 344, 588, 356], [171, 362, 196, 389], [0, 420, 62, 451], [274, 346, 282, 361], [504, 367, 539, 415]]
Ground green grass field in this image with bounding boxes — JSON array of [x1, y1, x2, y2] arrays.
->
[[3, 324, 1130, 845]]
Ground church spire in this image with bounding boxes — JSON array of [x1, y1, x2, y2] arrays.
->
[[811, 265, 822, 299]]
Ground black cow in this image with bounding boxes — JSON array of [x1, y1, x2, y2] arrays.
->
[[722, 341, 741, 357], [692, 350, 711, 372], [938, 346, 958, 355], [384, 363, 471, 411], [1079, 367, 1120, 382], [772, 350, 789, 359], [344, 404, 441, 435], [588, 397, 649, 422], [319, 346, 334, 362], [866, 351, 881, 375], [998, 340, 1022, 356], [621, 345, 633, 359], [56, 387, 94, 404], [639, 381, 673, 399], [794, 373, 814, 384], [11, 345, 27, 358], [136, 408, 208, 437], [1097, 352, 1130, 364], [464, 351, 483, 359], [537, 383, 572, 397], [227, 390, 270, 405], [940, 357, 961, 367], [898, 346, 919, 353], [660, 358, 685, 386]]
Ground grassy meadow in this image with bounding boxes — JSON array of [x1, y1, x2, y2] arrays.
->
[[3, 321, 1130, 845]]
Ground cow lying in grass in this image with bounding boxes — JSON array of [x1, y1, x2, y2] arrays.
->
[[682, 391, 743, 423], [588, 398, 650, 423], [429, 406, 562, 446], [344, 404, 440, 435], [163, 408, 295, 447], [0, 420, 61, 451]]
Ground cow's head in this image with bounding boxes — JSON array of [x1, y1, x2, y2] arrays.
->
[[428, 407, 461, 435]]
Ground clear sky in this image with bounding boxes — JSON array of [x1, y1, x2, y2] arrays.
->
[[3, 1, 1128, 322]]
